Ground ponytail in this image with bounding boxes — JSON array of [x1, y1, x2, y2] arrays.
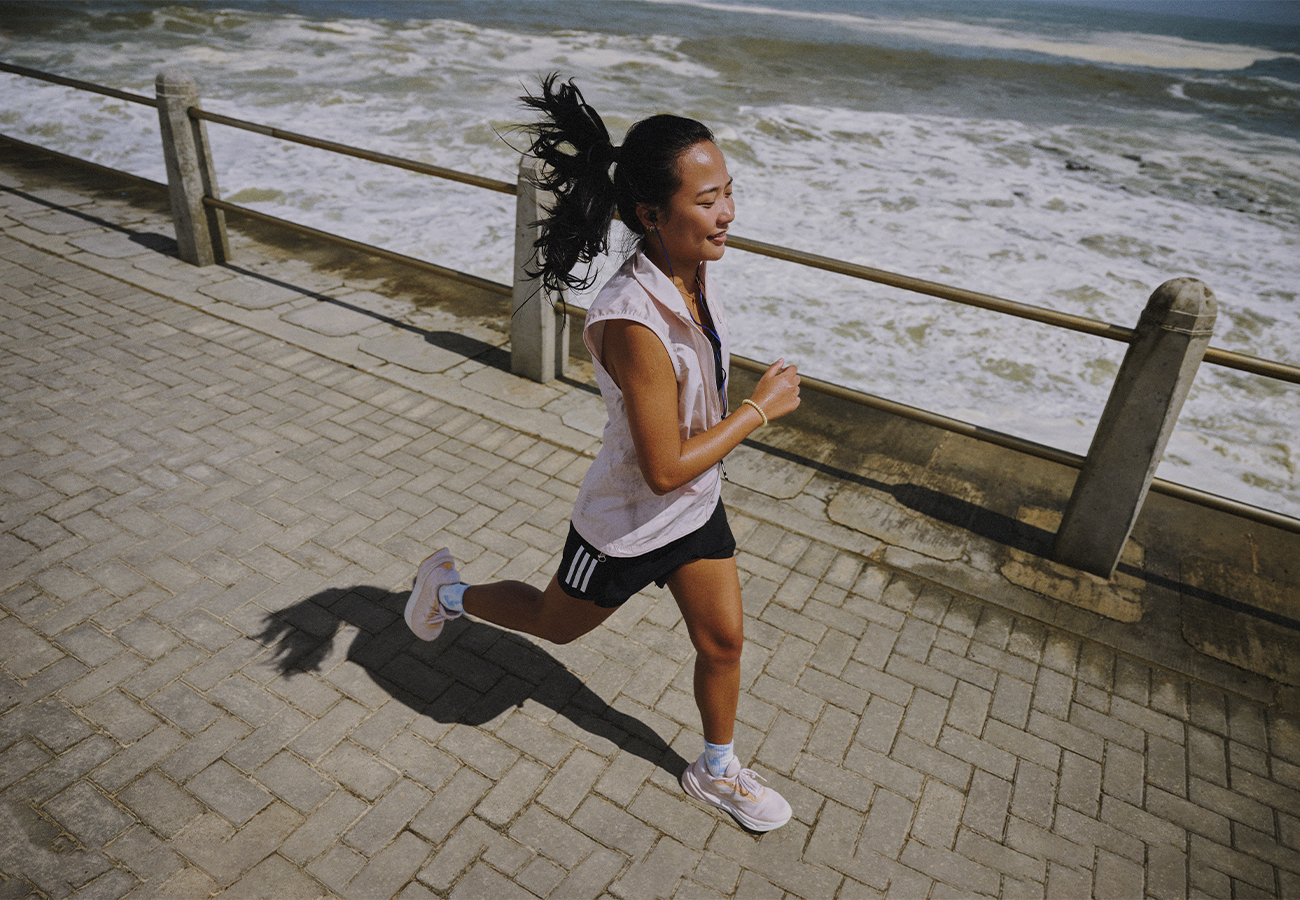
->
[[519, 74, 619, 294], [519, 74, 715, 295]]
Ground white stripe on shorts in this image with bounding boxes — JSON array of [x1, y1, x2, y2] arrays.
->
[[565, 547, 588, 589], [566, 546, 600, 594], [578, 554, 598, 592]]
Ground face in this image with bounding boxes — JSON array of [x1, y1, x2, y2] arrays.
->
[[641, 141, 734, 275]]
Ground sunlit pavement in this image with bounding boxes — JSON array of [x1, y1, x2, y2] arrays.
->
[[2, 149, 1298, 900]]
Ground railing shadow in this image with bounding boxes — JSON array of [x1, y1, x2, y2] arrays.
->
[[255, 585, 691, 778], [0, 179, 511, 373], [1, 182, 179, 251], [222, 262, 511, 372], [748, 437, 1057, 557]]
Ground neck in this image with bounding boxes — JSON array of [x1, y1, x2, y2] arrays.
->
[[644, 242, 699, 300]]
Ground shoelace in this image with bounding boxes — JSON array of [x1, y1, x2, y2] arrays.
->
[[730, 767, 766, 801]]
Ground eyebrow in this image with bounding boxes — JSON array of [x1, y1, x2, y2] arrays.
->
[[695, 178, 734, 199]]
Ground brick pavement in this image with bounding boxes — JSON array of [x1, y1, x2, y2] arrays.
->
[[2, 153, 1299, 899]]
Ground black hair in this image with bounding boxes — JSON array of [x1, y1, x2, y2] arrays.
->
[[519, 74, 714, 295]]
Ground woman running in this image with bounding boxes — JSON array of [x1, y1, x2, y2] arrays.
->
[[406, 74, 801, 832]]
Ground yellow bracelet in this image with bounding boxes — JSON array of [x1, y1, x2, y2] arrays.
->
[[742, 398, 768, 427]]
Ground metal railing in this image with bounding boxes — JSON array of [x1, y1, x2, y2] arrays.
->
[[4, 61, 1298, 544]]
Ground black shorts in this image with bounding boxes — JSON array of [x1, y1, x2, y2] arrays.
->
[[557, 499, 736, 608]]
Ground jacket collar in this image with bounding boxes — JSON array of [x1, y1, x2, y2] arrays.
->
[[631, 249, 707, 328]]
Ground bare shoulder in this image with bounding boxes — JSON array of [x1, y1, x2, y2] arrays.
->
[[601, 319, 672, 389]]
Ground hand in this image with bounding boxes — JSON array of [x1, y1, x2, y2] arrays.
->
[[749, 358, 800, 422]]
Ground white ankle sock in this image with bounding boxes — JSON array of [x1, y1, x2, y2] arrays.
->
[[704, 740, 736, 777], [437, 582, 468, 613]]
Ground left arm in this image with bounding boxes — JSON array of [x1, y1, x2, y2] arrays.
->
[[602, 319, 799, 495]]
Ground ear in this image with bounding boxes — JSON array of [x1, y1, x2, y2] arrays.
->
[[636, 204, 659, 232]]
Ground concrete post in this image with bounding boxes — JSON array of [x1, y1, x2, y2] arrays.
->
[[156, 66, 228, 266], [1054, 277, 1217, 578], [512, 155, 568, 383]]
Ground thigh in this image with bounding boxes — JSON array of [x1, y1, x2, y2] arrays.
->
[[666, 555, 744, 655], [535, 574, 622, 644]]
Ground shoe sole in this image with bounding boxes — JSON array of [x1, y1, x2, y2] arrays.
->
[[406, 549, 455, 641], [681, 766, 790, 832]]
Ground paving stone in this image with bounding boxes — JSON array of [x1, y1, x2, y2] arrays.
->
[[118, 770, 203, 838], [475, 756, 548, 827], [946, 680, 992, 736], [52, 622, 125, 667], [409, 767, 493, 845], [187, 759, 275, 827], [1146, 842, 1187, 900], [538, 747, 606, 818], [81, 690, 160, 744], [279, 790, 368, 866], [253, 750, 337, 814], [900, 839, 1000, 896], [113, 616, 181, 658], [157, 712, 250, 785], [286, 698, 368, 762], [43, 779, 135, 846], [219, 852, 328, 900], [1057, 750, 1101, 816], [318, 740, 400, 801], [989, 674, 1033, 730], [3, 698, 94, 753], [611, 834, 701, 898], [962, 769, 1012, 841], [1011, 760, 1058, 827], [344, 778, 431, 856], [172, 803, 303, 888], [145, 680, 222, 735], [417, 816, 504, 893], [912, 780, 964, 849], [0, 739, 52, 791], [89, 724, 187, 793], [957, 828, 1046, 884]]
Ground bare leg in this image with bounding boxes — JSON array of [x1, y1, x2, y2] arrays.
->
[[461, 575, 618, 645], [666, 555, 744, 745]]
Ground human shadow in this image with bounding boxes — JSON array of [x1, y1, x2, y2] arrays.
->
[[255, 585, 691, 778]]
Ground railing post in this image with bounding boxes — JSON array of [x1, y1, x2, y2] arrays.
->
[[1054, 277, 1217, 578], [155, 66, 228, 266], [512, 155, 568, 383]]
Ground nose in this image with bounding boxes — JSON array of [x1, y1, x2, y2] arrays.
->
[[718, 196, 735, 226]]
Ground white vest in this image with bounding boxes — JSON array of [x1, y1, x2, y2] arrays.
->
[[571, 251, 729, 556]]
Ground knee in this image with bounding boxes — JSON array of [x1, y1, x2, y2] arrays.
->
[[694, 625, 744, 669]]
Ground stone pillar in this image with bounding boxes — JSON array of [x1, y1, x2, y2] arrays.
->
[[156, 67, 228, 266], [1054, 278, 1217, 578], [511, 156, 568, 383]]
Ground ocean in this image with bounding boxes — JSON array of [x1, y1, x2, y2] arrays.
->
[[2, 0, 1298, 518]]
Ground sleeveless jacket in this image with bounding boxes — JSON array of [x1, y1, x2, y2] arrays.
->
[[571, 250, 729, 556]]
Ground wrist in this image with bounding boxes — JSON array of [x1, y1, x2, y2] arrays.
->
[[741, 398, 768, 427]]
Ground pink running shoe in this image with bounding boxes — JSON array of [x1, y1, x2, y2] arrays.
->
[[405, 548, 462, 641], [681, 753, 792, 832]]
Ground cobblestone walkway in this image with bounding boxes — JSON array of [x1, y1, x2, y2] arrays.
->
[[2, 157, 1298, 899]]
